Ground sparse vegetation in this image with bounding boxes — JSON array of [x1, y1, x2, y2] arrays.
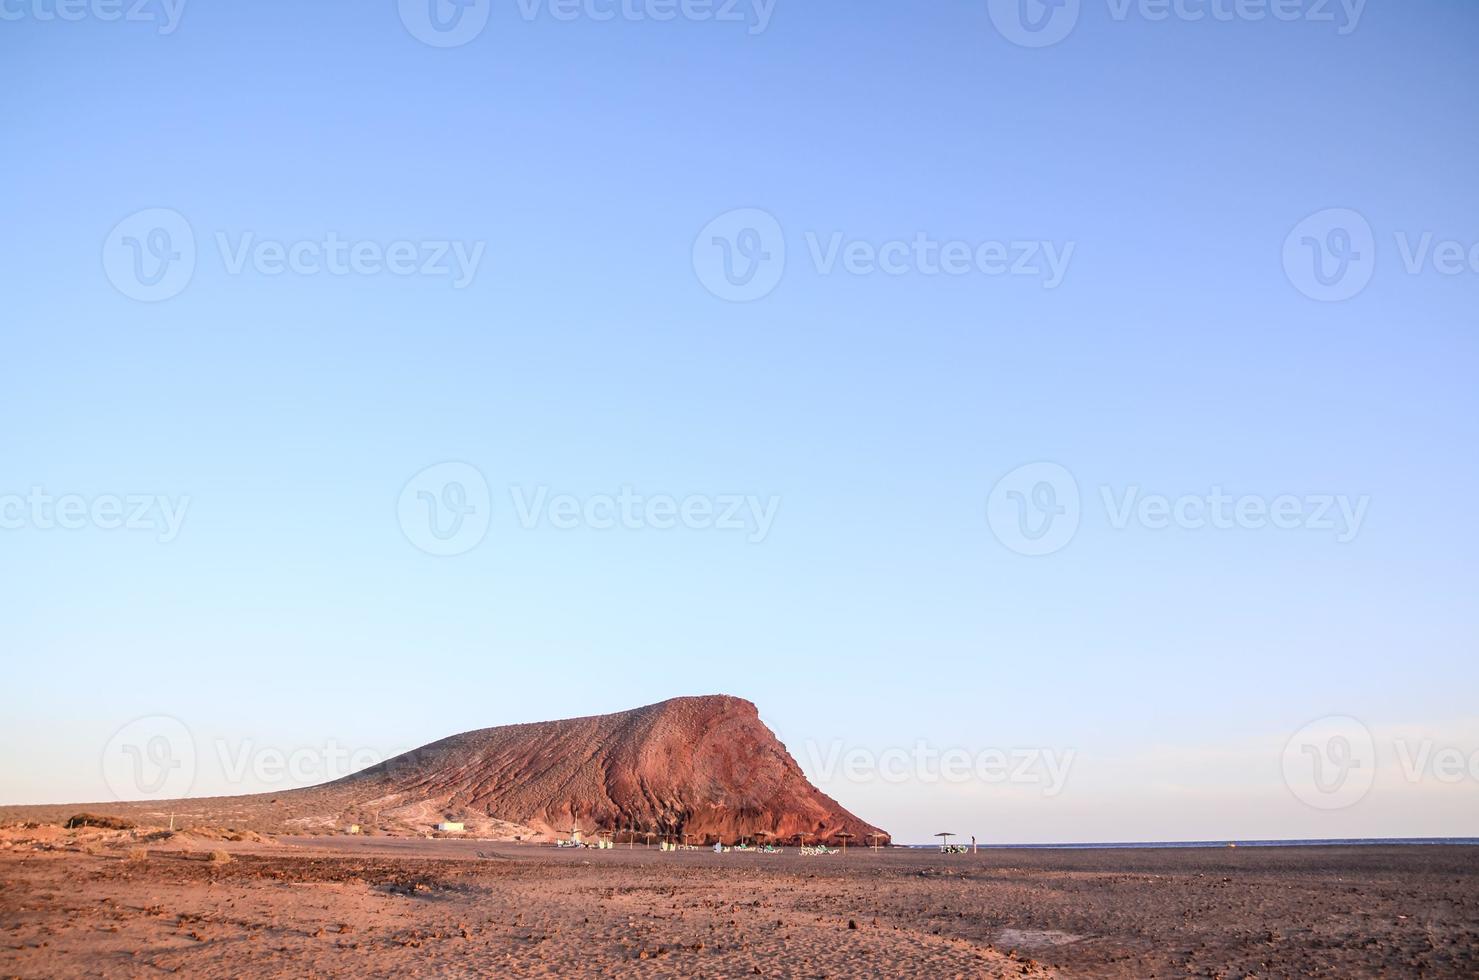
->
[[65, 813, 136, 830]]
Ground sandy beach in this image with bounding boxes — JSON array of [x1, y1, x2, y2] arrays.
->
[[3, 825, 1476, 978]]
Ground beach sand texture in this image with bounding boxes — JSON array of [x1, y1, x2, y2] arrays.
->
[[3, 827, 1476, 978]]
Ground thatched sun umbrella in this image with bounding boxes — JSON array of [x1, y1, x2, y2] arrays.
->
[[835, 831, 855, 855], [935, 831, 956, 852], [868, 832, 886, 852]]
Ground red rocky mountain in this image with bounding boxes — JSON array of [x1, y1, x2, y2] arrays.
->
[[331, 695, 888, 844]]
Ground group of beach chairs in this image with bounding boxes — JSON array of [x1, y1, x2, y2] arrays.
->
[[556, 837, 842, 854]]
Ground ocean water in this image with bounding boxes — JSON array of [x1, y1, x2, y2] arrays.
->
[[905, 838, 1479, 850]]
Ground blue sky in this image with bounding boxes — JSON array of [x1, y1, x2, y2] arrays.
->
[[2, 0, 1476, 844]]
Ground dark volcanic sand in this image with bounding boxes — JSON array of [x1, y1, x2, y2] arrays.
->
[[3, 831, 1476, 977]]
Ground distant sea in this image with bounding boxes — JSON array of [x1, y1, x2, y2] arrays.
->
[[906, 838, 1479, 850]]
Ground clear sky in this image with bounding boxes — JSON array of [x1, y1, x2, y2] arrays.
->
[[2, 0, 1476, 844]]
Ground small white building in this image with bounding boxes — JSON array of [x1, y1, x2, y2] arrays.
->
[[436, 821, 465, 832]]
